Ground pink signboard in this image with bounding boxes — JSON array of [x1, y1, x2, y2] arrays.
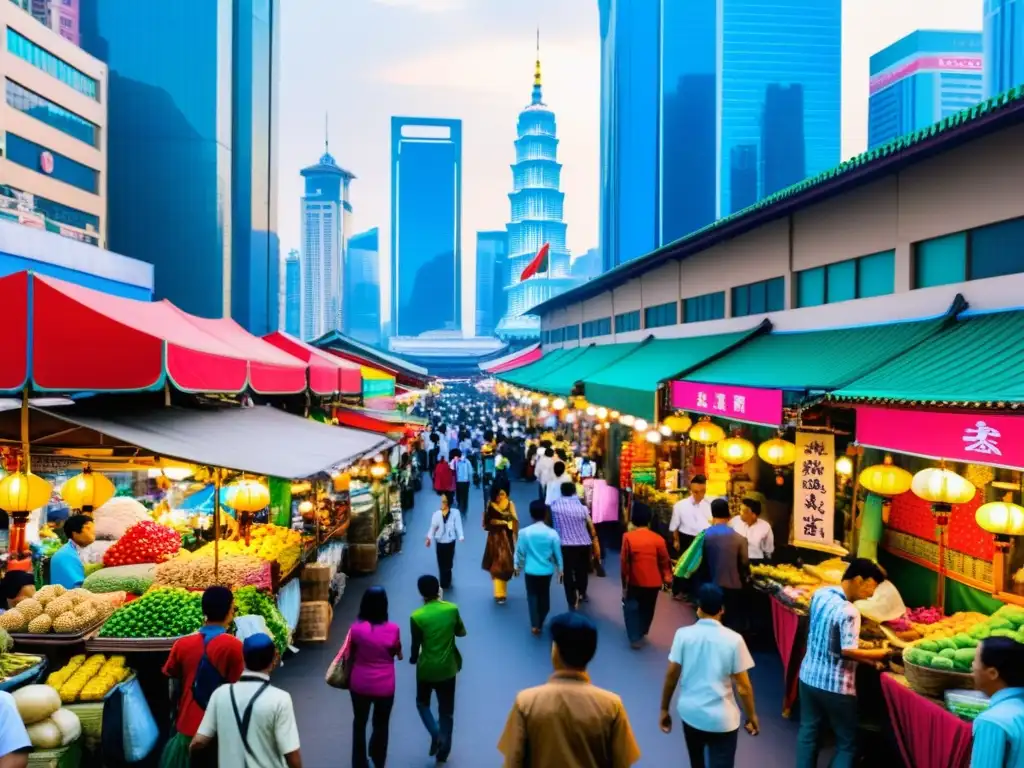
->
[[671, 381, 784, 427], [856, 406, 1024, 469], [870, 55, 982, 95]]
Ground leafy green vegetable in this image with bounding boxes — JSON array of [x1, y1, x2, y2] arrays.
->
[[233, 586, 290, 655], [98, 587, 203, 638]]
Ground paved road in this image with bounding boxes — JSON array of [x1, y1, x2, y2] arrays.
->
[[275, 480, 809, 767]]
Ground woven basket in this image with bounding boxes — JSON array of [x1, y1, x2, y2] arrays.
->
[[902, 658, 974, 698]]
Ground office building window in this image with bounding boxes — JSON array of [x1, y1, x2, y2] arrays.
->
[[5, 29, 98, 100], [731, 278, 784, 317], [614, 310, 641, 333], [644, 301, 678, 328], [4, 133, 98, 193], [914, 219, 1024, 288], [914, 233, 966, 288], [564, 324, 579, 340], [683, 291, 726, 323], [0, 184, 99, 233], [796, 251, 895, 308], [549, 327, 565, 344], [582, 317, 612, 338], [542, 330, 550, 344], [5, 80, 97, 146]]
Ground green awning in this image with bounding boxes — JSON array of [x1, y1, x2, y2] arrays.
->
[[682, 315, 949, 392], [497, 347, 590, 389], [832, 309, 1024, 404], [528, 341, 650, 396], [582, 328, 763, 421]]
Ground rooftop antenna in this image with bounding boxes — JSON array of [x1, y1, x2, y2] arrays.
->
[[324, 113, 329, 155]]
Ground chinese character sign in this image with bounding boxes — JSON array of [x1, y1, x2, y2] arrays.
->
[[670, 381, 783, 427], [794, 432, 836, 549]]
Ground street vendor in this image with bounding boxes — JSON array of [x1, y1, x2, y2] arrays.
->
[[0, 571, 35, 611], [728, 497, 774, 563], [669, 475, 711, 601], [49, 514, 95, 590]]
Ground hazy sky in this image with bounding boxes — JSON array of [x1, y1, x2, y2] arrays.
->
[[278, 0, 984, 336]]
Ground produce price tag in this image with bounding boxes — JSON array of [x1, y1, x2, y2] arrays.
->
[[793, 432, 836, 551]]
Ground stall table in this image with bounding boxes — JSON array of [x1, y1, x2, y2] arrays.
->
[[768, 594, 808, 717], [880, 673, 973, 768]]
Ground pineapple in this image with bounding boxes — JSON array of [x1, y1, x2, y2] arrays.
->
[[16, 599, 43, 621], [44, 596, 73, 619], [27, 614, 52, 634], [0, 609, 27, 632], [53, 612, 78, 634]]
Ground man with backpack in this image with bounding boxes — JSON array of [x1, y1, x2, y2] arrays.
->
[[191, 633, 302, 768], [160, 586, 245, 768]]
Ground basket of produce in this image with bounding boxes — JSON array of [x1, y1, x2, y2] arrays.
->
[[12, 684, 83, 757], [97, 587, 204, 640], [1, 586, 116, 643], [45, 654, 130, 704], [901, 655, 974, 698], [944, 689, 991, 722], [750, 563, 820, 587], [0, 634, 46, 691], [193, 525, 302, 574], [102, 521, 181, 566], [154, 554, 271, 591]]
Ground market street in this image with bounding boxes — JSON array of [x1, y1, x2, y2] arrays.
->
[[275, 478, 815, 767]]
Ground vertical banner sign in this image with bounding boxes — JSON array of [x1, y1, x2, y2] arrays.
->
[[794, 432, 836, 550]]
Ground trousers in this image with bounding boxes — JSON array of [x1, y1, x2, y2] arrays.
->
[[682, 722, 739, 768], [455, 481, 470, 515], [350, 692, 394, 768], [796, 681, 859, 768], [435, 541, 455, 589], [524, 573, 552, 630], [561, 545, 591, 606], [416, 677, 457, 761], [624, 585, 660, 643]]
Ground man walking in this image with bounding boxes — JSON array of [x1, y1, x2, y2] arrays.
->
[[797, 559, 889, 768], [497, 612, 641, 767], [620, 504, 671, 649], [191, 633, 302, 768], [425, 493, 464, 591], [535, 445, 555, 501], [549, 482, 599, 609], [668, 475, 710, 601], [544, 461, 570, 505], [514, 501, 563, 635], [451, 448, 472, 516], [411, 574, 467, 763], [700, 499, 750, 633]]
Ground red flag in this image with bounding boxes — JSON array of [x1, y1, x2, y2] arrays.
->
[[519, 242, 550, 281]]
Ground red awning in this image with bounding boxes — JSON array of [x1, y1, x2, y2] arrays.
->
[[263, 332, 362, 396], [0, 271, 312, 395], [333, 406, 421, 438], [485, 345, 542, 374]]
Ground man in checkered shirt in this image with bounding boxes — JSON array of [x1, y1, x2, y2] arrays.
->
[[797, 558, 889, 768]]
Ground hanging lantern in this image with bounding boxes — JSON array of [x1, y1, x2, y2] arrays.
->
[[659, 424, 673, 437], [634, 419, 648, 432], [0, 471, 53, 558], [596, 407, 608, 420], [552, 397, 567, 411], [859, 455, 913, 499], [225, 478, 271, 513], [60, 467, 116, 513], [610, 410, 620, 420], [370, 462, 390, 480], [645, 429, 662, 444], [758, 437, 797, 486], [539, 397, 550, 408], [663, 414, 692, 434], [594, 423, 603, 431], [586, 406, 597, 417], [975, 501, 1024, 548], [835, 456, 854, 478], [689, 418, 725, 446], [911, 467, 975, 522], [620, 414, 635, 427], [718, 437, 755, 466]]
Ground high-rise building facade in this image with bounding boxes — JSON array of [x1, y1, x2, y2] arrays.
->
[[389, 116, 462, 337], [79, 0, 281, 335], [344, 227, 381, 348], [283, 248, 300, 337], [497, 45, 575, 340], [869, 31, 983, 149], [11, 0, 80, 46], [984, 0, 1024, 99], [300, 146, 353, 341], [598, 0, 842, 269], [474, 230, 508, 337]]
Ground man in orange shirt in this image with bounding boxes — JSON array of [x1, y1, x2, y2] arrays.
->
[[621, 504, 671, 649]]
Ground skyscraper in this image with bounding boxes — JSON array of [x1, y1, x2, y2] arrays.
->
[[869, 30, 983, 149], [79, 0, 281, 335], [474, 230, 508, 337], [984, 0, 1024, 99], [571, 248, 602, 282], [19, 0, 79, 45], [300, 142, 353, 342], [598, 1, 841, 269], [497, 38, 575, 340], [389, 116, 462, 337], [344, 228, 381, 348], [283, 249, 301, 337]]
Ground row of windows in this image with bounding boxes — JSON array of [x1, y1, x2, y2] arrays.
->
[[582, 318, 612, 339], [5, 79, 98, 146], [3, 133, 99, 193], [614, 310, 641, 333], [732, 277, 785, 318], [644, 301, 677, 328], [0, 183, 99, 233], [915, 217, 1024, 288], [684, 291, 726, 323], [565, 324, 579, 341], [796, 250, 895, 308], [5, 29, 98, 100]]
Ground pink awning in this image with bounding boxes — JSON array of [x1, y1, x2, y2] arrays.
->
[[484, 345, 542, 374], [263, 331, 362, 396]]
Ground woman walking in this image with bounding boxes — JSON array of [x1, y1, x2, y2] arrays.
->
[[482, 485, 518, 604], [426, 493, 464, 590], [347, 587, 402, 768]]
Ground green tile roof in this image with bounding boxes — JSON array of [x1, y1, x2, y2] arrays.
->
[[582, 328, 763, 422], [831, 309, 1024, 405], [527, 341, 650, 397], [682, 316, 949, 392], [497, 347, 590, 389]]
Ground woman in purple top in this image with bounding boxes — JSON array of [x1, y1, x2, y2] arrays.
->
[[348, 586, 402, 768]]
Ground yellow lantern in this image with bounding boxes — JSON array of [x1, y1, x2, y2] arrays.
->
[[634, 419, 648, 432], [0, 471, 53, 513], [370, 462, 390, 480], [757, 437, 797, 486], [689, 419, 725, 446], [975, 501, 1024, 545], [645, 429, 662, 444], [859, 456, 913, 498], [539, 397, 550, 408], [911, 467, 976, 518], [586, 406, 597, 417], [552, 397, 567, 411], [835, 456, 854, 478], [620, 414, 635, 427], [224, 478, 271, 513], [596, 407, 608, 420], [60, 467, 116, 512], [659, 424, 673, 437], [610, 410, 620, 420], [718, 437, 755, 466], [663, 414, 693, 434]]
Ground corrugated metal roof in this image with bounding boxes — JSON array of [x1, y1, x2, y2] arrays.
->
[[527, 341, 652, 396], [497, 347, 590, 388]]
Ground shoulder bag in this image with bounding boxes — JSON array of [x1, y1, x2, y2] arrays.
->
[[325, 629, 353, 689], [229, 676, 272, 767]]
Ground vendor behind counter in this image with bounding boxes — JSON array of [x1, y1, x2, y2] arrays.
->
[[49, 514, 96, 590]]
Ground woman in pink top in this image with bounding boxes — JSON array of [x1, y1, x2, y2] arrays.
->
[[347, 586, 402, 768]]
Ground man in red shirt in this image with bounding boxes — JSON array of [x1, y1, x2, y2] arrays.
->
[[621, 503, 671, 649], [159, 586, 244, 768]]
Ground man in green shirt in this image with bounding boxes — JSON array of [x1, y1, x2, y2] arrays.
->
[[411, 574, 467, 763]]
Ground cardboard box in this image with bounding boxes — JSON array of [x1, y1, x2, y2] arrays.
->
[[348, 543, 378, 574], [300, 563, 332, 602], [296, 601, 332, 642]]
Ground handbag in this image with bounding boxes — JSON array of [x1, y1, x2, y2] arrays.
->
[[325, 630, 353, 689]]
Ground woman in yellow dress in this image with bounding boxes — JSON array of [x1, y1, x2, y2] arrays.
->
[[481, 485, 518, 604]]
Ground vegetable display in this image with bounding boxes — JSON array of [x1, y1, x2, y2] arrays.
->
[[233, 586, 290, 654], [98, 587, 204, 639], [194, 525, 302, 573], [904, 606, 1024, 673], [0, 652, 44, 681], [83, 564, 155, 595], [13, 685, 82, 749], [0, 586, 115, 634], [102, 521, 181, 566], [154, 555, 271, 591], [93, 497, 152, 540], [47, 654, 129, 703]]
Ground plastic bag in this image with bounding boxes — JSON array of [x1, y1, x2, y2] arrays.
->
[[234, 614, 271, 644], [854, 579, 906, 623], [673, 531, 705, 579], [102, 676, 158, 763]]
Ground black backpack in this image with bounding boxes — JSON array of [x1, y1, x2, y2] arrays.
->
[[191, 634, 227, 709]]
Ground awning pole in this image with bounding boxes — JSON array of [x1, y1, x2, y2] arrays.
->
[[164, 381, 171, 407], [20, 388, 30, 473], [213, 468, 222, 581]]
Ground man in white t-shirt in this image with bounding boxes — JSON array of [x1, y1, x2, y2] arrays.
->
[[729, 497, 774, 562], [668, 475, 712, 600], [535, 446, 555, 501], [659, 584, 759, 767], [191, 633, 302, 768], [0, 690, 31, 768]]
